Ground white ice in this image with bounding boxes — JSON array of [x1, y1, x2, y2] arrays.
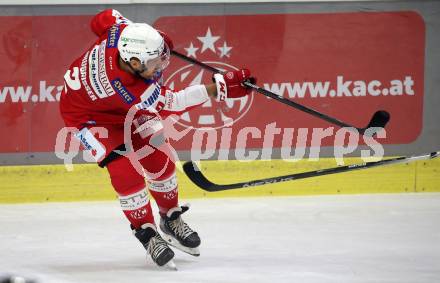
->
[[1, 193, 439, 283]]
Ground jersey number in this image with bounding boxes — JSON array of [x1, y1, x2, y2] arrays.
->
[[64, 67, 81, 91]]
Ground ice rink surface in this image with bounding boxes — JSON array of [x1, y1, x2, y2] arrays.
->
[[1, 193, 439, 283]]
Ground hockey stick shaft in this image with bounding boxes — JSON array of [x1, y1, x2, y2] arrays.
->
[[242, 81, 363, 130], [171, 50, 219, 73], [183, 152, 439, 191], [171, 50, 390, 135]]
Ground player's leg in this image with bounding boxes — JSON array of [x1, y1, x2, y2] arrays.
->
[[135, 136, 201, 255], [76, 124, 174, 267], [107, 156, 175, 267], [131, 129, 179, 214], [76, 124, 152, 229], [106, 156, 153, 229], [144, 151, 179, 215]]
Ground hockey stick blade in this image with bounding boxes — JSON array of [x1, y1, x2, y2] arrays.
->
[[183, 162, 220, 191], [183, 151, 439, 192], [360, 110, 391, 135]]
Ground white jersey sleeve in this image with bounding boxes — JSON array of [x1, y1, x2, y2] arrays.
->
[[162, 85, 210, 113]]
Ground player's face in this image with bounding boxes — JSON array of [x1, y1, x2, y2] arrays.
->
[[137, 67, 158, 79], [145, 51, 170, 73], [133, 53, 170, 80]]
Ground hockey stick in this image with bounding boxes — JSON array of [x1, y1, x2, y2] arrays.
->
[[183, 151, 440, 192], [171, 50, 390, 135]]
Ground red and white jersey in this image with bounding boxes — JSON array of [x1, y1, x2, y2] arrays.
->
[[60, 9, 209, 129]]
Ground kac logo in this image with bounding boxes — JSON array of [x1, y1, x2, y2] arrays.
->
[[164, 27, 253, 130]]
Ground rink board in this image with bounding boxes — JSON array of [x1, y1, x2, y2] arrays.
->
[[0, 157, 439, 203]]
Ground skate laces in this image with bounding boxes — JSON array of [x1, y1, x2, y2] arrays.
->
[[147, 234, 169, 260], [168, 217, 194, 239]]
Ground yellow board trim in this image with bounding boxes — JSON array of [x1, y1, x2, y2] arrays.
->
[[0, 158, 439, 203]]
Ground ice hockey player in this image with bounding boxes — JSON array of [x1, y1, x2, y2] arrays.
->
[[59, 9, 256, 269]]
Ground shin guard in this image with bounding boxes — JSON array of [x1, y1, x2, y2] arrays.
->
[[119, 188, 154, 229], [148, 173, 179, 214]]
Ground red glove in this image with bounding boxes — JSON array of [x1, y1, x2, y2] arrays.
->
[[213, 69, 256, 102], [157, 30, 174, 51]]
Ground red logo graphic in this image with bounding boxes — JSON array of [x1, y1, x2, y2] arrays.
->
[[163, 27, 254, 130], [130, 208, 148, 220]]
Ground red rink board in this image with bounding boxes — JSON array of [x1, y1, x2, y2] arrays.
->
[[0, 15, 95, 153], [0, 12, 425, 154]]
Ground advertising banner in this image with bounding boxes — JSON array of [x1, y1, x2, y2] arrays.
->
[[156, 12, 425, 152], [0, 12, 425, 155]]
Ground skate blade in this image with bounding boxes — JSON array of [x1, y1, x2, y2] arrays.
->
[[164, 259, 178, 271], [161, 233, 200, 257]]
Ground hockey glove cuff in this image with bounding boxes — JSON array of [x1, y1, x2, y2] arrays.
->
[[213, 69, 256, 102]]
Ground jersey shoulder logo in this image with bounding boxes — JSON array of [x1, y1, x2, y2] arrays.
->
[[107, 24, 121, 48]]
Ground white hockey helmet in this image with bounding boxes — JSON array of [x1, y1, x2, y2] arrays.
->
[[118, 23, 170, 71]]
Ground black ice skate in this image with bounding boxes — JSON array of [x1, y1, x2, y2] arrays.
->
[[133, 223, 177, 269], [159, 204, 201, 256]]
